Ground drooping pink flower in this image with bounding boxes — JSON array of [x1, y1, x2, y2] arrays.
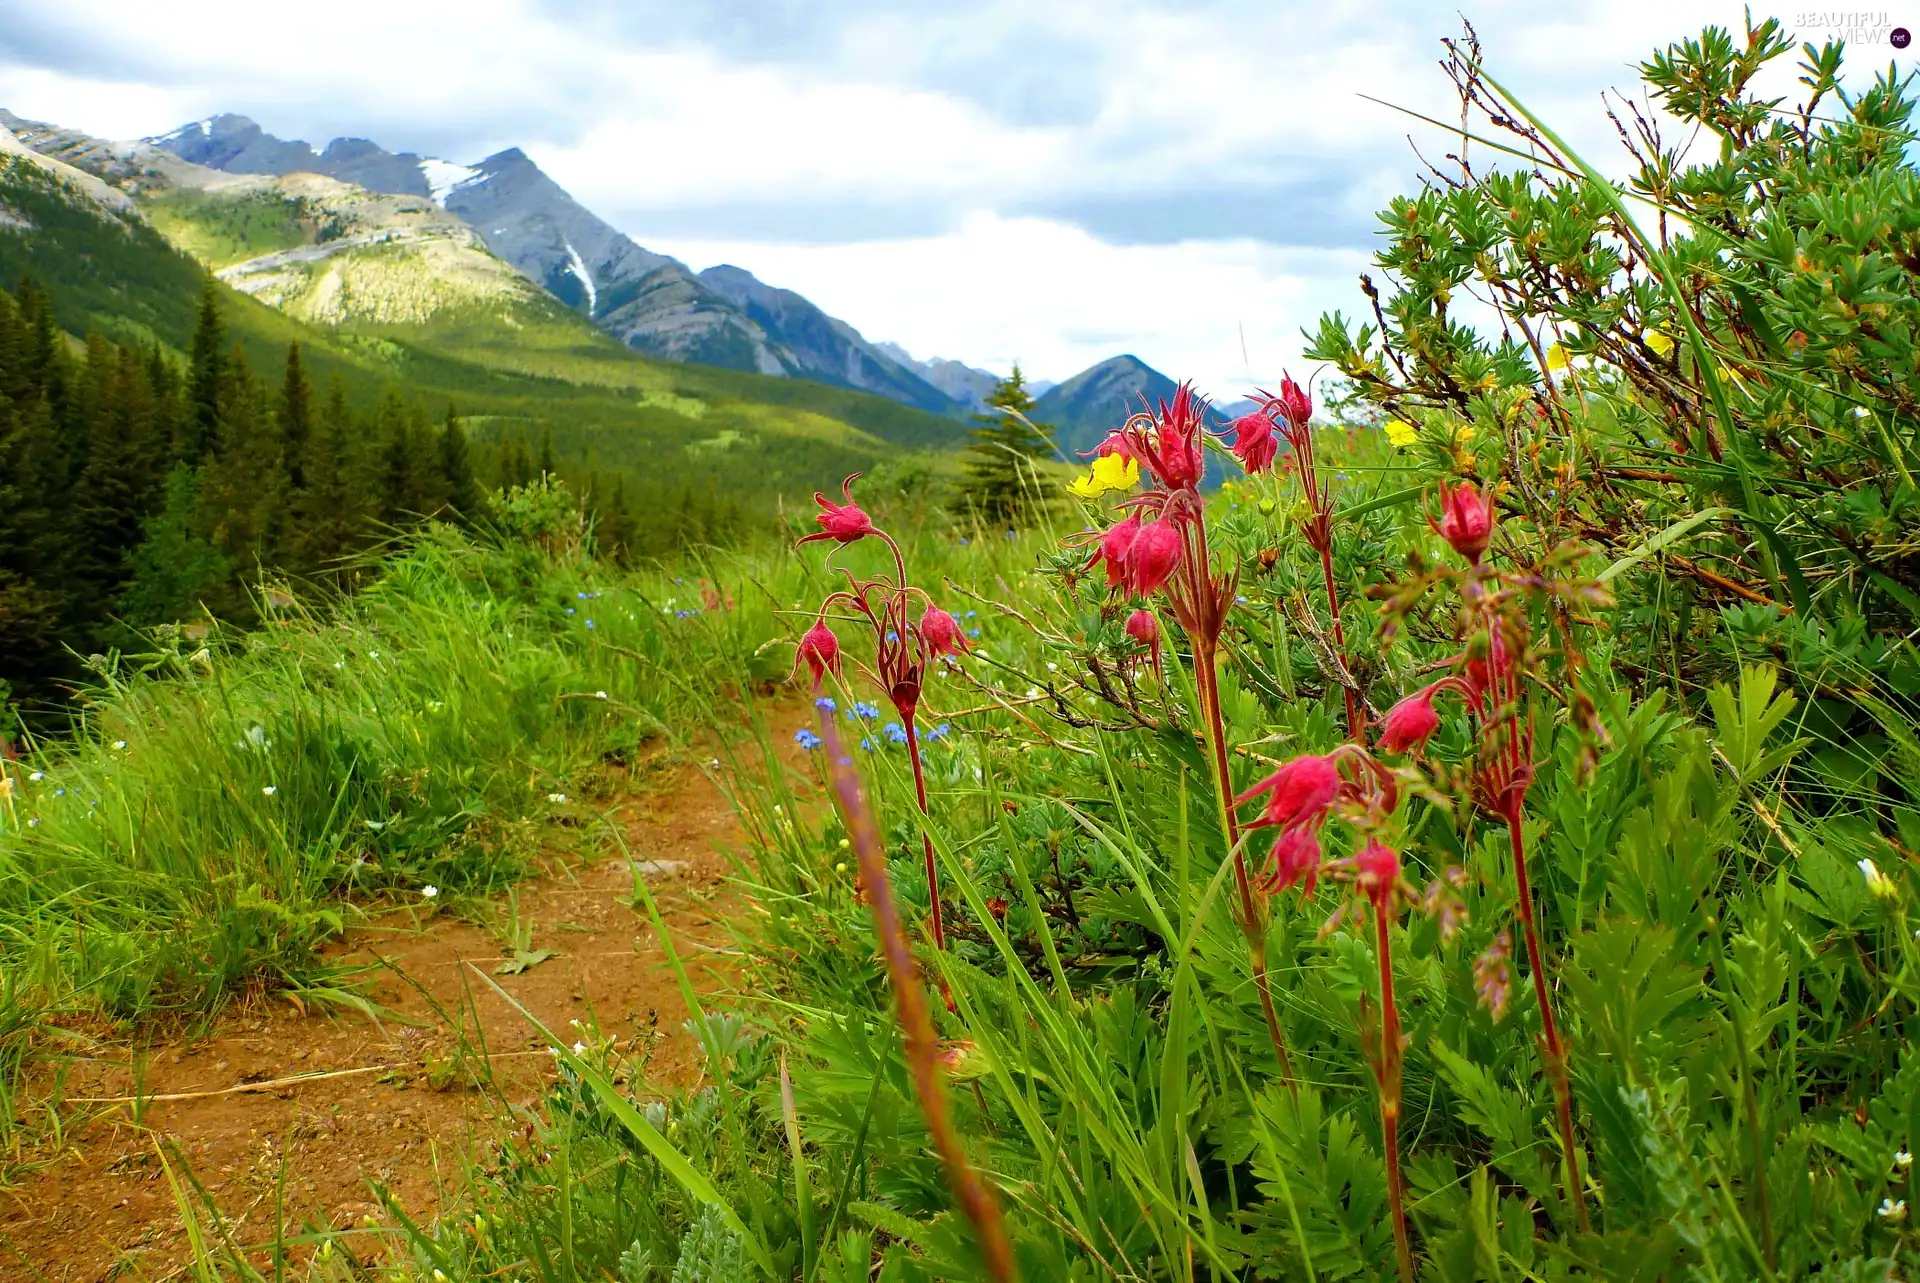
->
[[796, 619, 840, 684], [919, 604, 967, 658], [1126, 518, 1183, 595], [1124, 607, 1161, 671], [1354, 838, 1400, 905], [1272, 375, 1312, 427], [1434, 480, 1496, 564], [1236, 754, 1341, 832], [1093, 432, 1141, 463], [1093, 511, 1143, 591], [1264, 826, 1323, 895], [804, 476, 875, 545], [1230, 411, 1278, 475], [1380, 685, 1442, 754]]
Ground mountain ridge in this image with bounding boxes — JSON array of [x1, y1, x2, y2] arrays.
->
[[142, 114, 970, 414]]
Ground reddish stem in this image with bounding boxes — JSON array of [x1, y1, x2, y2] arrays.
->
[[819, 709, 1017, 1281], [903, 715, 946, 952], [1317, 538, 1362, 740], [1506, 798, 1589, 1234], [1192, 632, 1296, 1088], [1373, 893, 1414, 1283]]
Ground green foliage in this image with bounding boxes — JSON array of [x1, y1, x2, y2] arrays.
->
[[959, 367, 1057, 525]]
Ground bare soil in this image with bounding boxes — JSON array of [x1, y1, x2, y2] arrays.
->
[[0, 746, 765, 1283]]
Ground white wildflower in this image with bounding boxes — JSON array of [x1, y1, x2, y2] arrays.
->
[[112, 740, 126, 750], [572, 1041, 587, 1055], [595, 690, 608, 700], [29, 771, 43, 782], [547, 792, 568, 804], [1898, 1149, 1913, 1170], [422, 885, 439, 899], [261, 785, 277, 797], [1880, 1197, 1907, 1221], [1860, 857, 1898, 899]]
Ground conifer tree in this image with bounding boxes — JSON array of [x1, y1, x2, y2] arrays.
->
[[276, 344, 313, 491], [436, 404, 483, 520], [959, 366, 1055, 525], [538, 425, 556, 479], [184, 279, 225, 461]]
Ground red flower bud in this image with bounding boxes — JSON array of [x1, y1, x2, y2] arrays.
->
[[1152, 383, 1207, 490], [1230, 411, 1278, 475], [1380, 685, 1442, 754], [1094, 511, 1143, 590], [1435, 480, 1495, 563], [1126, 518, 1183, 595], [1236, 753, 1341, 831], [796, 619, 840, 684], [1464, 626, 1513, 699], [1355, 838, 1400, 905], [1264, 826, 1323, 895], [1273, 374, 1312, 427], [1124, 607, 1159, 649], [919, 604, 967, 658]]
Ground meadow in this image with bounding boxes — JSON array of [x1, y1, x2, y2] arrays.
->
[[2, 13, 1918, 1280]]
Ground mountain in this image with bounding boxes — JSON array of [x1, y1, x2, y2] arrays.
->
[[1033, 355, 1232, 457], [697, 266, 955, 413], [151, 113, 432, 197], [1, 110, 969, 499], [143, 115, 969, 413], [874, 343, 1004, 412]]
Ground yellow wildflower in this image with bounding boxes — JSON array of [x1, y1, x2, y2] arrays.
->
[[1645, 329, 1675, 357], [1545, 342, 1570, 372], [1385, 419, 1419, 448], [1068, 452, 1140, 498]]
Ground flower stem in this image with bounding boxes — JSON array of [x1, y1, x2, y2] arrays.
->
[[1507, 801, 1589, 1233], [903, 716, 947, 952], [819, 710, 1016, 1281], [1192, 633, 1296, 1088], [1373, 893, 1414, 1283], [1317, 538, 1361, 740]]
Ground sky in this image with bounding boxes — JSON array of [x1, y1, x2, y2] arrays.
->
[[1, 1, 1911, 397]]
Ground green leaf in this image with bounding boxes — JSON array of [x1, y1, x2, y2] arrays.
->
[[493, 947, 556, 975]]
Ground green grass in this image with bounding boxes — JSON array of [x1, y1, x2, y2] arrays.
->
[[141, 186, 317, 269]]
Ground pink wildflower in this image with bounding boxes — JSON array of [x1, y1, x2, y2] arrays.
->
[[1435, 480, 1496, 564], [803, 476, 875, 545], [1272, 375, 1312, 427], [1236, 754, 1341, 832], [1230, 411, 1278, 475], [919, 605, 967, 658], [796, 619, 840, 684], [1354, 838, 1400, 905], [1126, 518, 1183, 595], [1380, 686, 1442, 754], [1093, 511, 1143, 591], [1264, 826, 1323, 895]]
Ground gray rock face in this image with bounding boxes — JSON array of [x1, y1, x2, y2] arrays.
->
[[699, 266, 958, 412], [1034, 355, 1231, 458], [874, 342, 1003, 411]]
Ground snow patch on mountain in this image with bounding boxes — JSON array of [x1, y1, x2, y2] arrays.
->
[[420, 158, 479, 207], [563, 240, 596, 315]]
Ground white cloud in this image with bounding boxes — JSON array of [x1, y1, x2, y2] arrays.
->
[[0, 0, 1903, 391], [649, 212, 1369, 396]]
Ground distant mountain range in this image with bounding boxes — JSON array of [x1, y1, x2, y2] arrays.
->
[[11, 107, 1209, 438]]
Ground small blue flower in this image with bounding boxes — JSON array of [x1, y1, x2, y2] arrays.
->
[[884, 722, 909, 744], [814, 696, 837, 712], [576, 591, 588, 599], [566, 607, 577, 616], [860, 737, 876, 751], [927, 722, 952, 741], [959, 538, 971, 546], [674, 577, 684, 585], [885, 629, 899, 643], [675, 609, 699, 619], [585, 619, 595, 629], [963, 610, 977, 619], [794, 728, 823, 750], [967, 628, 981, 639], [1235, 595, 1247, 605], [849, 701, 881, 721]]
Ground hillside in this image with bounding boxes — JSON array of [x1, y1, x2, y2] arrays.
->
[[0, 114, 967, 471], [145, 115, 971, 412]]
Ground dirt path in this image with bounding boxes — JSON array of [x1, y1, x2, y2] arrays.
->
[[0, 745, 766, 1283]]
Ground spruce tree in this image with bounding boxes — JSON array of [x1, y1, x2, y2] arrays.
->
[[959, 366, 1055, 525], [436, 404, 483, 520], [184, 279, 225, 461], [276, 344, 313, 490]]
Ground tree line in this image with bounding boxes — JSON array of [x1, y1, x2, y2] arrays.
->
[[0, 277, 487, 719]]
